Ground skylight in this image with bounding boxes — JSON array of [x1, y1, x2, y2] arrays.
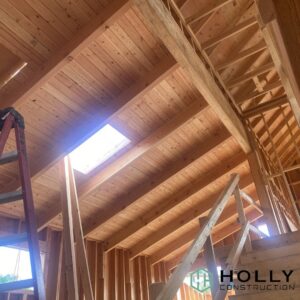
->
[[69, 124, 130, 174], [258, 223, 270, 237]]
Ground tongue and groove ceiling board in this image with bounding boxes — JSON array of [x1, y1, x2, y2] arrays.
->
[[0, 0, 299, 267]]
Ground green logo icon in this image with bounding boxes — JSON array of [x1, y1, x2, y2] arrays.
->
[[190, 268, 211, 292]]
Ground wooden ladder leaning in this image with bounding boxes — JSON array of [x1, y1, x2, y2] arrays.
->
[[0, 108, 45, 299]]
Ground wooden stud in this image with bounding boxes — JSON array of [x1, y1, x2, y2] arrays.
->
[[45, 230, 62, 300]]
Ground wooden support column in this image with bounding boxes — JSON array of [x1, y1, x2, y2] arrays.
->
[[60, 157, 94, 300], [133, 257, 141, 300], [149, 283, 165, 300], [45, 230, 63, 300], [124, 251, 132, 300], [203, 234, 219, 297], [234, 188, 252, 252], [96, 242, 105, 300], [247, 151, 280, 235], [60, 162, 79, 300]]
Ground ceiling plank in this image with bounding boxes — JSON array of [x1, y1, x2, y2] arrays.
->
[[256, 0, 300, 126], [128, 174, 253, 259], [104, 151, 245, 251], [132, 0, 251, 153], [0, 0, 131, 109], [37, 99, 204, 230], [3, 55, 178, 195]]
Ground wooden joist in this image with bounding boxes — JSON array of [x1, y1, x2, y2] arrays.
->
[[132, 0, 251, 153], [237, 80, 282, 104], [202, 17, 258, 50], [243, 95, 288, 118], [226, 62, 274, 88], [186, 0, 233, 25], [256, 0, 300, 125], [216, 41, 267, 70]]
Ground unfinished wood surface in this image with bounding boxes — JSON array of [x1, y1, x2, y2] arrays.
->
[[132, 0, 251, 153]]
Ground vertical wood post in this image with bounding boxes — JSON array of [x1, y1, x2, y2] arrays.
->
[[200, 218, 219, 298], [233, 188, 252, 252], [45, 230, 62, 300], [96, 242, 104, 300], [149, 283, 165, 300], [60, 161, 79, 300], [124, 251, 132, 300], [247, 151, 280, 235]]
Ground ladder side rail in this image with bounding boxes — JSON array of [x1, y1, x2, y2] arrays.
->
[[0, 114, 15, 155], [156, 174, 240, 300], [14, 122, 46, 300]]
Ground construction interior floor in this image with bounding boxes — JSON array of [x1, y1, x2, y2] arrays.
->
[[0, 0, 300, 299]]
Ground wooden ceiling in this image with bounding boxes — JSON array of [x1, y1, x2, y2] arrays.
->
[[0, 0, 299, 268]]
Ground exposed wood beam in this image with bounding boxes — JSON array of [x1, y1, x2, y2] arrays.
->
[[37, 100, 203, 230], [166, 209, 262, 271], [202, 17, 258, 50], [226, 62, 274, 88], [0, 0, 131, 109], [237, 80, 282, 104], [256, 0, 300, 125], [104, 150, 245, 251], [215, 41, 267, 70], [132, 0, 251, 153], [150, 201, 259, 265], [4, 54, 178, 195], [243, 95, 288, 118], [128, 174, 253, 259], [186, 0, 233, 25]]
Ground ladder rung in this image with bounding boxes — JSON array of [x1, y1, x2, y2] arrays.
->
[[0, 150, 18, 165], [0, 232, 27, 246], [0, 190, 23, 204], [0, 279, 34, 292]]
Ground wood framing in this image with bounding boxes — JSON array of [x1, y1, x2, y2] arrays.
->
[[132, 0, 251, 153], [256, 0, 300, 125]]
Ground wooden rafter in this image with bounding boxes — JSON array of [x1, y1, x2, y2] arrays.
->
[[226, 62, 274, 88], [166, 208, 262, 271], [215, 41, 267, 70], [237, 80, 282, 104], [128, 174, 253, 259], [4, 54, 178, 195], [150, 202, 260, 265], [0, 0, 131, 109], [37, 100, 204, 229], [104, 150, 245, 251], [132, 0, 251, 153], [256, 0, 300, 125], [243, 95, 288, 118], [202, 17, 258, 50], [186, 0, 233, 25]]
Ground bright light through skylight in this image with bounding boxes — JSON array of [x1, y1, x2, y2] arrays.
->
[[258, 223, 270, 237], [69, 124, 130, 174]]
